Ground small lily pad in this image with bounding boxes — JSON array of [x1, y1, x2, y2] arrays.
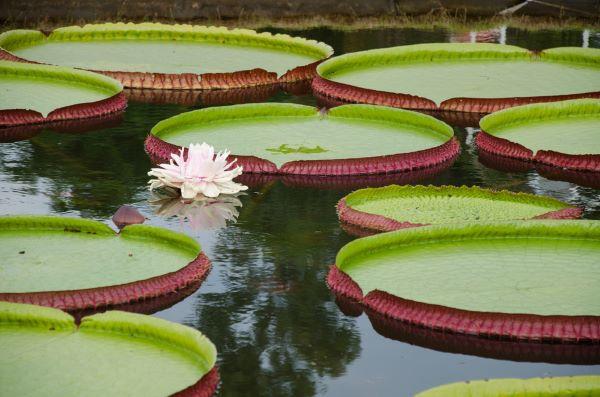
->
[[338, 185, 581, 235]]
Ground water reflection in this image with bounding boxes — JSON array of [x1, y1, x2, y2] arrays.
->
[[449, 26, 506, 44], [476, 150, 600, 216], [186, 183, 360, 396], [151, 189, 243, 231], [0, 102, 187, 218]]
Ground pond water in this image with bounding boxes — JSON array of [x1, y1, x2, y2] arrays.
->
[[1, 25, 599, 396]]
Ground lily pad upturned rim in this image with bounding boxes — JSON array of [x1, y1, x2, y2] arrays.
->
[[334, 293, 600, 364], [477, 98, 600, 172], [124, 84, 280, 107], [236, 156, 455, 191], [416, 375, 600, 397], [327, 220, 600, 342], [365, 309, 600, 365], [0, 60, 126, 127], [313, 43, 600, 114], [145, 103, 460, 176], [314, 90, 487, 128], [0, 106, 124, 143], [0, 22, 333, 90], [0, 215, 211, 312], [337, 185, 582, 236], [0, 301, 219, 397]]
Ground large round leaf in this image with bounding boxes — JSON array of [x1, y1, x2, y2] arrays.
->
[[0, 216, 211, 311], [328, 220, 600, 342], [314, 43, 600, 113], [0, 302, 218, 397], [145, 103, 459, 176]]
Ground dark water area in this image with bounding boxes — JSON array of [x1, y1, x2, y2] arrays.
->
[[1, 26, 599, 396]]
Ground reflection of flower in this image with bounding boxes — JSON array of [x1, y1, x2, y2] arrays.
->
[[148, 142, 247, 199], [150, 188, 242, 230], [449, 26, 506, 44]]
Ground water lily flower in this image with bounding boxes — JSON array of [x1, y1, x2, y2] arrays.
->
[[148, 143, 247, 199]]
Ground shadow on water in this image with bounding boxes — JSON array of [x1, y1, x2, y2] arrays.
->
[[0, 25, 599, 396]]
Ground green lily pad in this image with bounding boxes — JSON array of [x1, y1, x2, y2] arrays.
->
[[0, 301, 217, 397], [480, 98, 600, 155], [416, 376, 600, 397], [336, 221, 600, 316], [0, 60, 122, 117], [146, 103, 456, 172], [339, 185, 579, 233], [317, 43, 600, 106], [0, 23, 332, 78], [0, 216, 209, 311]]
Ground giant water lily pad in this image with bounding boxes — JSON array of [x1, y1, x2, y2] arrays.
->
[[0, 23, 333, 89], [0, 216, 211, 311], [328, 220, 600, 342], [338, 185, 581, 235], [145, 103, 459, 176], [313, 43, 600, 113], [0, 302, 218, 397], [0, 60, 125, 127], [477, 99, 600, 172], [417, 376, 600, 397]]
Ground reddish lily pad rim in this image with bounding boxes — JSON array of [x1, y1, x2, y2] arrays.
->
[[145, 103, 459, 176], [366, 309, 600, 364], [235, 156, 455, 191], [328, 220, 600, 342], [0, 60, 126, 127], [0, 23, 333, 89], [337, 184, 582, 235], [0, 301, 218, 396], [313, 43, 600, 113], [477, 99, 600, 172], [0, 107, 124, 143], [0, 215, 211, 312], [477, 150, 600, 189], [123, 84, 280, 107]]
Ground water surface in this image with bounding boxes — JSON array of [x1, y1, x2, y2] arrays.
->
[[1, 25, 599, 396]]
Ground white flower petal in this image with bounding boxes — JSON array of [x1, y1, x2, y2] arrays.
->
[[147, 142, 248, 199]]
